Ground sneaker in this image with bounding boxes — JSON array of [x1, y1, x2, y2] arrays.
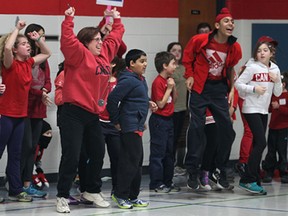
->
[[9, 192, 33, 202], [262, 172, 273, 183], [56, 197, 70, 213], [68, 195, 80, 205], [130, 198, 149, 207], [0, 197, 5, 203], [199, 171, 212, 191], [154, 184, 171, 193], [74, 174, 80, 186], [32, 174, 43, 188], [112, 194, 133, 209], [281, 173, 288, 183], [235, 163, 246, 178], [82, 191, 110, 208], [169, 183, 181, 192], [174, 166, 187, 176], [187, 175, 200, 190], [23, 184, 47, 198], [80, 193, 93, 205], [239, 182, 267, 195], [210, 169, 234, 190], [38, 173, 49, 188]]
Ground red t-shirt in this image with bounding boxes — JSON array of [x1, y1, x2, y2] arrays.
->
[[205, 38, 229, 80], [151, 75, 174, 117], [0, 58, 34, 117]]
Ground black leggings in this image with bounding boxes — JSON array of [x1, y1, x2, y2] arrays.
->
[[240, 113, 267, 184]]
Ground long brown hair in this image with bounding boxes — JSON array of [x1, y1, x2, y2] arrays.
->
[[253, 41, 276, 63]]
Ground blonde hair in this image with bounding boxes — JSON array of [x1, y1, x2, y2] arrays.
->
[[0, 34, 27, 76], [0, 34, 11, 76]]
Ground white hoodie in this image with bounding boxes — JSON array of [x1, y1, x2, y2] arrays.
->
[[235, 58, 282, 114]]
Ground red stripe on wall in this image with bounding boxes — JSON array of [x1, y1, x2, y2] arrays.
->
[[227, 0, 288, 19], [0, 0, 178, 18]]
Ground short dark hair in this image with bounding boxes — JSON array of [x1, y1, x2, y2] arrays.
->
[[154, 51, 176, 73], [111, 56, 126, 77], [125, 49, 146, 67], [77, 26, 100, 48], [196, 22, 212, 34]]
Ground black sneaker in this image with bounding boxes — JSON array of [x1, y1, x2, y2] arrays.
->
[[262, 172, 273, 183], [209, 169, 234, 190], [235, 162, 246, 178], [281, 173, 288, 183], [153, 184, 171, 193], [169, 183, 181, 192], [187, 175, 199, 190]]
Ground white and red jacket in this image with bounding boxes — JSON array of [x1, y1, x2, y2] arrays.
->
[[235, 58, 282, 114]]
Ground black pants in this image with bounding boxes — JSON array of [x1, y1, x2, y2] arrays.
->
[[201, 122, 236, 172], [115, 132, 143, 200], [21, 118, 43, 183], [57, 103, 105, 198], [185, 81, 234, 177], [240, 113, 267, 184], [173, 110, 187, 167], [263, 128, 288, 175]]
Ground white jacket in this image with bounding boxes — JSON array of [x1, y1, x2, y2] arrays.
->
[[235, 58, 282, 114]]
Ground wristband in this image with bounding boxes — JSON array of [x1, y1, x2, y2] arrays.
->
[[37, 35, 42, 42]]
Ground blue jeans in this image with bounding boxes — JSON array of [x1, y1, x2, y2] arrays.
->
[[0, 116, 24, 195], [149, 114, 174, 189]]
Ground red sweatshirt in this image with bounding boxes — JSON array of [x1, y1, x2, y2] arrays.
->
[[269, 91, 288, 129], [54, 70, 64, 106], [61, 15, 124, 114], [98, 17, 127, 58], [27, 61, 51, 118]]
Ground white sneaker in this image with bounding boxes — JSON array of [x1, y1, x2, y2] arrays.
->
[[82, 191, 110, 208], [56, 197, 70, 213]]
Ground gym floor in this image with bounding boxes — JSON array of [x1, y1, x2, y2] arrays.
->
[[0, 174, 287, 216]]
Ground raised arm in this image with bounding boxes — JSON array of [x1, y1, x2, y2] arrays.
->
[[3, 20, 26, 69], [26, 31, 51, 66]]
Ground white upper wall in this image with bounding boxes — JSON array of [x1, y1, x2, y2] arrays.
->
[[0, 15, 178, 175]]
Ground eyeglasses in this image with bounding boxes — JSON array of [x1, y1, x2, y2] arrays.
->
[[92, 37, 102, 42]]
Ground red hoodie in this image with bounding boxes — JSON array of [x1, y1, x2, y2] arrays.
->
[[98, 17, 127, 58], [61, 15, 124, 114]]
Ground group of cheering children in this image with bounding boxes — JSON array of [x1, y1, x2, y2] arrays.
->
[[0, 5, 287, 214]]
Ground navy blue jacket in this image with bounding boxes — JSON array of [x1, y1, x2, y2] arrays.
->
[[107, 69, 149, 133]]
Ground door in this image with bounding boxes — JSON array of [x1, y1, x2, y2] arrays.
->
[[179, 0, 216, 47]]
